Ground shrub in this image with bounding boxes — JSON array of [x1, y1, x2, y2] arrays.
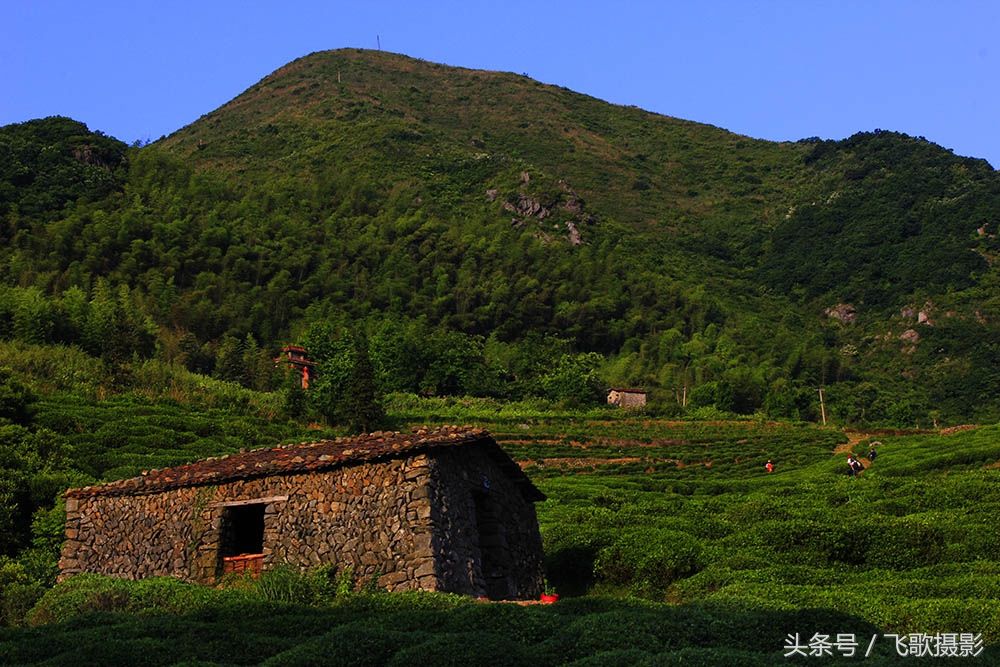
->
[[255, 565, 320, 605], [263, 624, 422, 667], [438, 603, 559, 644], [0, 367, 37, 425], [536, 609, 667, 662], [26, 574, 214, 625], [594, 529, 703, 592], [0, 558, 45, 626], [386, 631, 531, 667], [865, 518, 946, 569], [543, 523, 616, 596], [563, 648, 656, 666]]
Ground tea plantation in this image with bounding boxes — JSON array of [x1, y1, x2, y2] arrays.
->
[[2, 349, 1000, 663]]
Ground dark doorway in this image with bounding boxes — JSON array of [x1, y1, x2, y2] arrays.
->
[[220, 504, 265, 557], [472, 490, 511, 600]]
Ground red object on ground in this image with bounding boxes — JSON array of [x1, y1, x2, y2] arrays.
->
[[222, 553, 264, 578], [540, 593, 560, 604]]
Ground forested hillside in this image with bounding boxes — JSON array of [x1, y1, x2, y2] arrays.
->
[[4, 50, 1000, 653], [2, 49, 1000, 423]]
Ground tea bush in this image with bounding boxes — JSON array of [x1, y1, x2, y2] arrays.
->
[[386, 631, 532, 667], [261, 624, 422, 667], [594, 529, 703, 592], [5, 575, 1000, 664]]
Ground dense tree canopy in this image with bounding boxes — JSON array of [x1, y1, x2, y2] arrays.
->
[[2, 53, 1000, 423]]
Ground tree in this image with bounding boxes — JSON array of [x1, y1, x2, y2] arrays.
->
[[0, 368, 36, 426], [339, 335, 384, 433], [241, 334, 275, 391], [281, 380, 307, 420], [83, 281, 156, 365], [213, 335, 245, 384], [12, 288, 55, 345], [540, 353, 605, 406]]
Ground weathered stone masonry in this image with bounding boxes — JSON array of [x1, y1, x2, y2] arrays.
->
[[60, 427, 545, 599]]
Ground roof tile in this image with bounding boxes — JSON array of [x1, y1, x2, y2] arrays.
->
[[65, 426, 543, 501]]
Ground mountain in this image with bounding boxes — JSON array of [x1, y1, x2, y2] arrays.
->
[[2, 49, 1000, 423]]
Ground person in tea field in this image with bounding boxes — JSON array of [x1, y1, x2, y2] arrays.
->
[[847, 454, 861, 477], [765, 459, 774, 473], [848, 454, 864, 476], [867, 442, 879, 463]]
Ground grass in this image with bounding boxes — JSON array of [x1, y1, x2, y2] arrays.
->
[[3, 347, 1000, 661]]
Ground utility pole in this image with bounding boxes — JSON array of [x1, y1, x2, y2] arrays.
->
[[377, 34, 381, 50], [818, 387, 827, 426]]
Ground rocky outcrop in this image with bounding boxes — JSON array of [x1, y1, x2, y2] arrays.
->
[[489, 176, 595, 246], [503, 194, 551, 220], [565, 221, 582, 246], [825, 303, 857, 323]]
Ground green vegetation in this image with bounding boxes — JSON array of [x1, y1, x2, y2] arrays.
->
[[0, 342, 329, 615], [2, 51, 1000, 424], [3, 48, 1000, 662], [11, 568, 992, 665], [1, 345, 999, 660], [534, 424, 1000, 637]]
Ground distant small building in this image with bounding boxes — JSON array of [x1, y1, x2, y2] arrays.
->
[[58, 427, 546, 600], [607, 387, 647, 409], [274, 345, 316, 389]]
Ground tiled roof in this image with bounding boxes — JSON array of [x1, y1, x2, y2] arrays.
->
[[66, 426, 544, 501]]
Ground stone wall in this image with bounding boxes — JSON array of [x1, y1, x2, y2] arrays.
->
[[60, 454, 438, 590], [60, 443, 546, 599], [427, 446, 544, 600]]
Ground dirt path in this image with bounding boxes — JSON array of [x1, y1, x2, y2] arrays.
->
[[836, 431, 871, 455], [835, 426, 978, 469], [835, 431, 881, 469]]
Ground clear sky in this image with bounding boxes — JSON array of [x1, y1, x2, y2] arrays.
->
[[3, 1, 998, 167]]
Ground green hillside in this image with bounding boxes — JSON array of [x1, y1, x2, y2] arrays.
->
[[2, 49, 1000, 423]]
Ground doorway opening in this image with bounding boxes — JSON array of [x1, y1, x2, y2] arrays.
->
[[472, 490, 511, 600]]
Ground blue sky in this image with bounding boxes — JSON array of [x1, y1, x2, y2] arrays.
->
[[3, 1, 998, 167]]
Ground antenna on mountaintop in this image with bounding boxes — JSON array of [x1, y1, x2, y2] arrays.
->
[[377, 35, 381, 50]]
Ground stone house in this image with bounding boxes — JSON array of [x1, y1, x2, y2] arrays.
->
[[607, 387, 647, 409], [59, 427, 546, 600]]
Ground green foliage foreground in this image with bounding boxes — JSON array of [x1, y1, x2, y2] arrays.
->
[[5, 570, 997, 665]]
